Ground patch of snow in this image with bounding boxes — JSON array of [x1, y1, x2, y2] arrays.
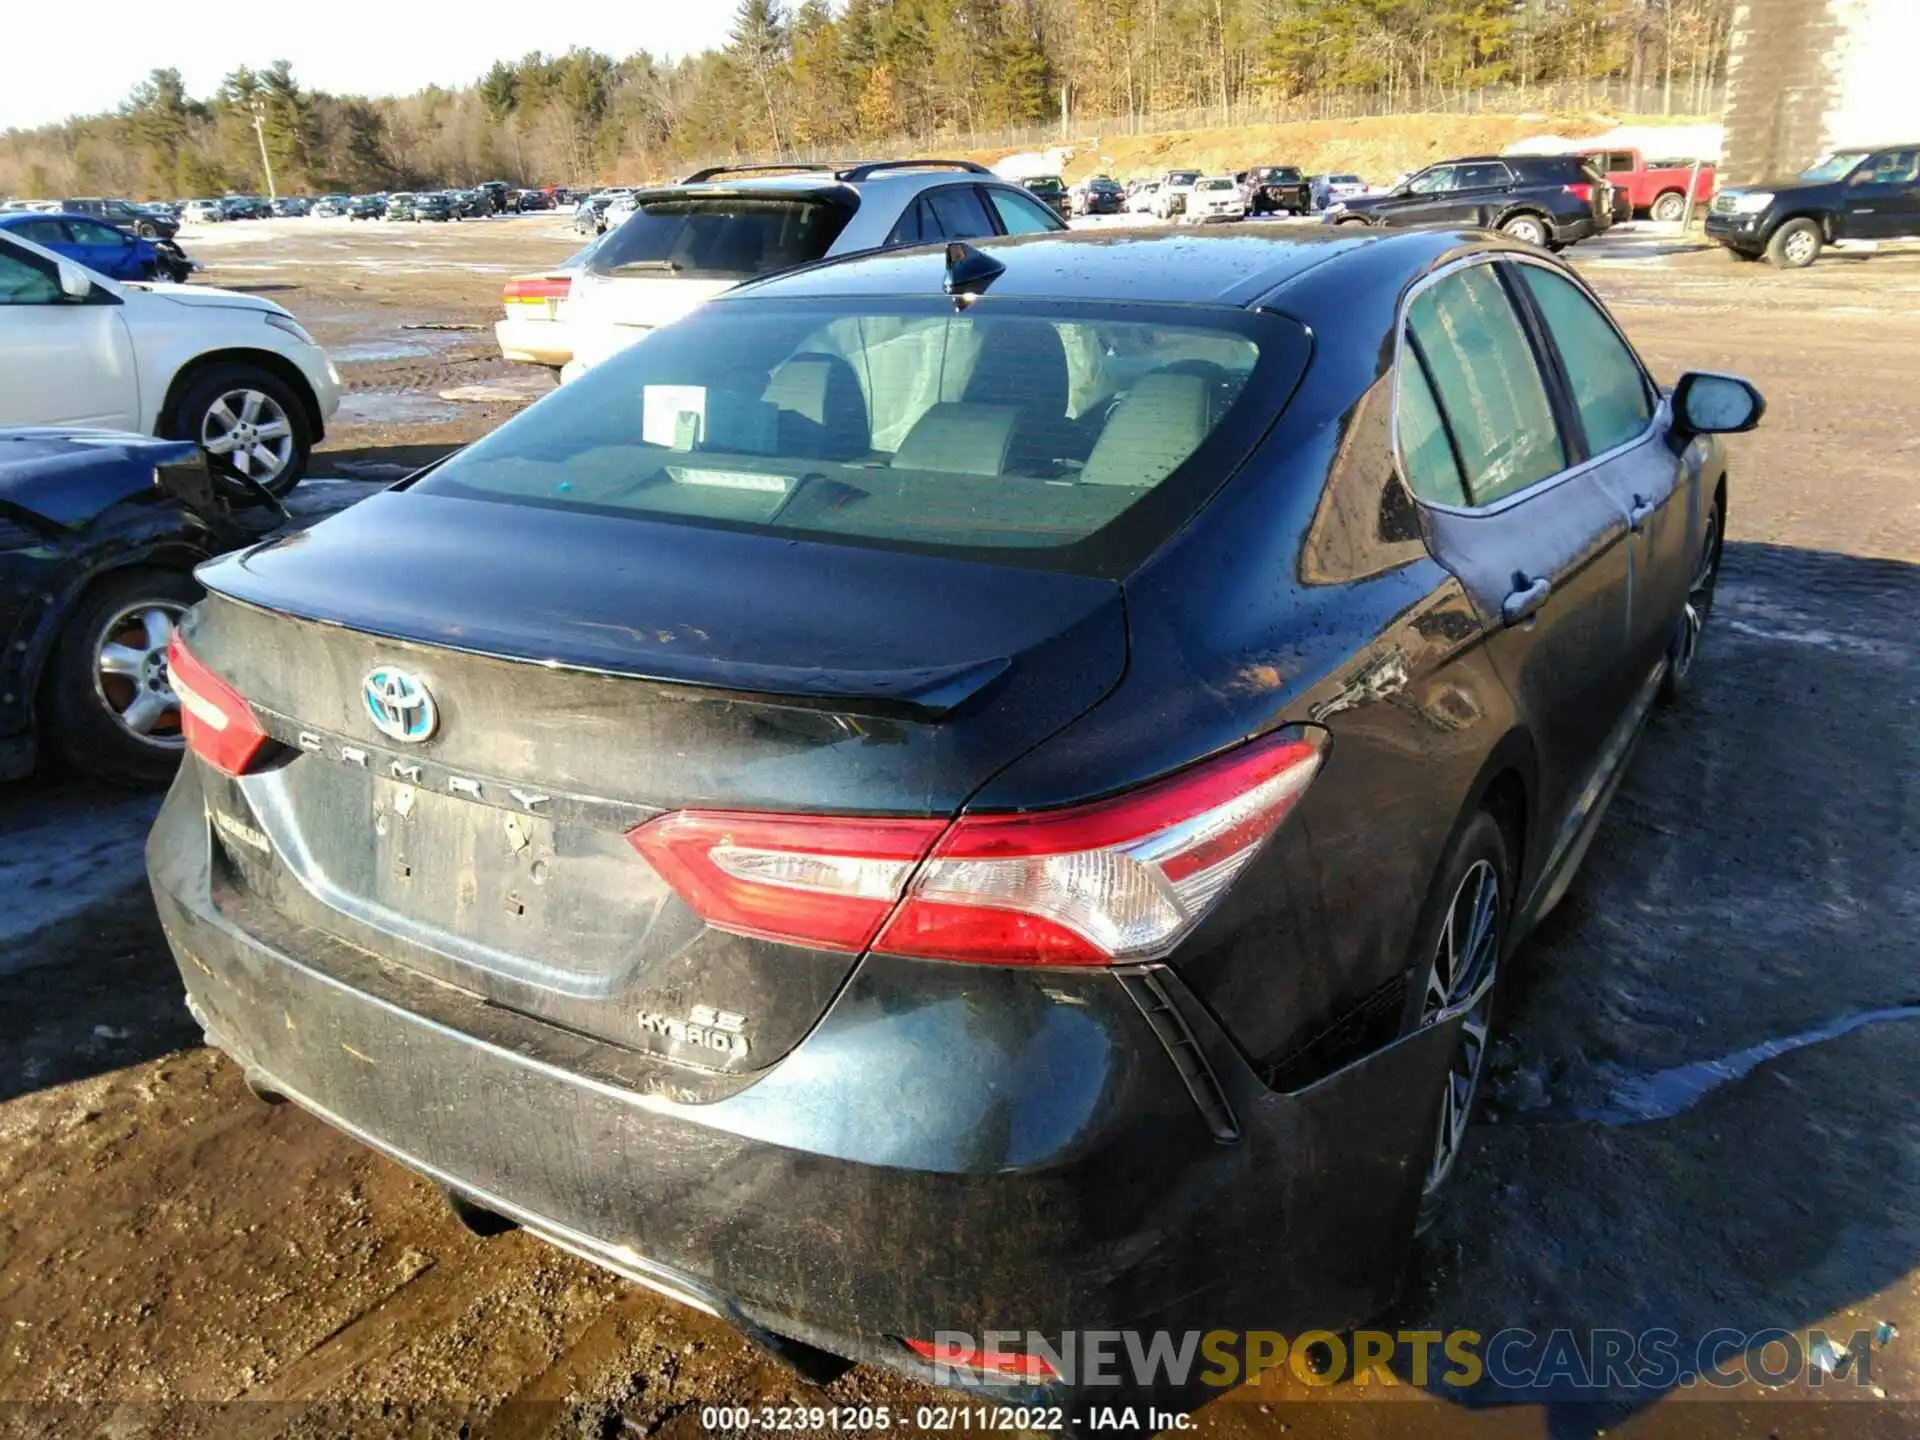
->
[[0, 792, 160, 959]]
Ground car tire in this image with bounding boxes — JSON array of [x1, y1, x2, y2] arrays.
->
[[1405, 809, 1510, 1235], [1650, 190, 1688, 223], [1335, 216, 1369, 227], [42, 567, 201, 788], [168, 362, 312, 498], [1767, 217, 1822, 268], [1660, 499, 1722, 704], [1499, 213, 1550, 246]]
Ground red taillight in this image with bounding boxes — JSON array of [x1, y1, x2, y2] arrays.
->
[[628, 811, 946, 953], [168, 633, 269, 776], [503, 275, 570, 302], [628, 731, 1323, 967], [904, 1337, 1059, 1381], [878, 732, 1323, 965], [1565, 183, 1593, 203]]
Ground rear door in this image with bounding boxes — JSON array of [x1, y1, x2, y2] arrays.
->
[[1508, 258, 1688, 674], [1448, 162, 1517, 225], [1396, 257, 1638, 843]]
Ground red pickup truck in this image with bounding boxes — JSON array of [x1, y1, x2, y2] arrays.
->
[[1580, 148, 1716, 222]]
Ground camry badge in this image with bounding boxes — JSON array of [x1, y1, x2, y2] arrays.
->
[[363, 667, 438, 744]]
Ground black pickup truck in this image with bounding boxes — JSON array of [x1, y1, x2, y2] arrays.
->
[[1706, 144, 1920, 267]]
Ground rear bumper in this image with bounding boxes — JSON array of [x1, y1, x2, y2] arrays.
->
[[494, 314, 573, 368], [148, 761, 1460, 1400], [1552, 214, 1601, 245]]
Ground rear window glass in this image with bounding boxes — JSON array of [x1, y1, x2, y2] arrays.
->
[[587, 196, 854, 281], [412, 297, 1304, 574]]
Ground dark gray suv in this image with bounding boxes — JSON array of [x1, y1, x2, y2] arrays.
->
[[1324, 154, 1613, 249]]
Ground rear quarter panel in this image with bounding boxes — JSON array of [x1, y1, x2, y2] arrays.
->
[[971, 238, 1530, 1078]]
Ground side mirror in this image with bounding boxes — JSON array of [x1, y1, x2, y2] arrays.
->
[[1670, 371, 1765, 447], [55, 260, 93, 300]]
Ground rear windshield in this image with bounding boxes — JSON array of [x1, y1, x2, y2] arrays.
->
[[1253, 168, 1301, 182], [412, 296, 1306, 575], [586, 195, 855, 281], [1167, 171, 1200, 185]]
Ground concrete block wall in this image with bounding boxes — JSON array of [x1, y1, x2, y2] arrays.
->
[[1721, 0, 1920, 184]]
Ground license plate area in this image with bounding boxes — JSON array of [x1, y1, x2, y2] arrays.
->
[[253, 758, 674, 995]]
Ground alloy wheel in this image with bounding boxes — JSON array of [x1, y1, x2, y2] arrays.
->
[[1671, 510, 1720, 682], [1783, 228, 1818, 265], [1503, 217, 1546, 245], [201, 388, 294, 483], [1420, 858, 1501, 1197], [92, 602, 188, 748]]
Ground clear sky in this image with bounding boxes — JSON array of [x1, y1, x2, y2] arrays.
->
[[3, 0, 738, 131]]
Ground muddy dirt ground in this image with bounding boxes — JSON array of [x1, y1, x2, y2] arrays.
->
[[2, 216, 1917, 1440]]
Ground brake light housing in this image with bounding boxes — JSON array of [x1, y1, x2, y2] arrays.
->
[[503, 276, 571, 303], [168, 633, 269, 776], [630, 812, 945, 953], [903, 1336, 1058, 1381], [628, 730, 1324, 967]]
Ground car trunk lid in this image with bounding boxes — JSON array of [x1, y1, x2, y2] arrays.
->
[[186, 491, 1126, 1076]]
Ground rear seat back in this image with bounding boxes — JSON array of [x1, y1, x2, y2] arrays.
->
[[1080, 369, 1219, 486]]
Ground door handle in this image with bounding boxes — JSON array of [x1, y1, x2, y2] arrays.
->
[[1629, 494, 1656, 530], [1502, 575, 1552, 626]]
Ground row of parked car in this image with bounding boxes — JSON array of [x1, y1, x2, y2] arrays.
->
[[1090, 167, 1365, 220]]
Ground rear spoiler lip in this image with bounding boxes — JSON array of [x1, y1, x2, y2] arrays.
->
[[189, 581, 1015, 720]]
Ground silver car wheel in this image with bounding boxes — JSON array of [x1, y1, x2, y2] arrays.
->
[[200, 387, 294, 483], [1502, 216, 1547, 245], [1672, 510, 1720, 681], [92, 601, 187, 747]]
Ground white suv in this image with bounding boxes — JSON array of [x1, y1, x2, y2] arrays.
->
[[1153, 170, 1202, 219], [0, 228, 339, 494], [558, 160, 1067, 381]]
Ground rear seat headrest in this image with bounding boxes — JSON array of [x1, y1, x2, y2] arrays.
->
[[762, 352, 869, 460], [892, 403, 1020, 476]]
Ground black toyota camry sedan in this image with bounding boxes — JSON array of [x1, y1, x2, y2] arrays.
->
[[149, 227, 1760, 1404]]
